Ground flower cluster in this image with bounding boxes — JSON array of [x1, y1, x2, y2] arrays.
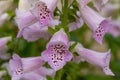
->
[[5, 0, 120, 80]]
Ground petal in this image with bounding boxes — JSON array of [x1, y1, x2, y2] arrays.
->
[[74, 44, 114, 76], [93, 20, 112, 44], [47, 29, 69, 48], [21, 56, 45, 73], [22, 22, 51, 42], [15, 9, 37, 38]]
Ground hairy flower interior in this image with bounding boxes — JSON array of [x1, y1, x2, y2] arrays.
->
[[49, 42, 67, 66]]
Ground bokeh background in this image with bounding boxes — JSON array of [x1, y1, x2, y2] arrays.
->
[[0, 0, 120, 80]]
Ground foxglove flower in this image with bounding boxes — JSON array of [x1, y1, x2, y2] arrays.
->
[[0, 37, 11, 60], [73, 42, 114, 76], [9, 54, 45, 80], [15, 0, 60, 41], [42, 29, 73, 71], [77, 1, 112, 44]]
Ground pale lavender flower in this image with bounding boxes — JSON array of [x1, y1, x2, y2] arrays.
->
[[9, 54, 46, 80], [42, 29, 73, 71], [16, 0, 60, 41], [73, 42, 114, 76], [77, 1, 112, 44], [0, 37, 11, 60]]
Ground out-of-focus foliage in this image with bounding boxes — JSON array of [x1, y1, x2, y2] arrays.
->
[[0, 0, 120, 80]]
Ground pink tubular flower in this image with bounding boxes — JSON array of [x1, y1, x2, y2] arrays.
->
[[9, 54, 48, 80], [77, 1, 112, 44], [73, 42, 114, 76], [42, 29, 73, 71], [15, 0, 60, 41]]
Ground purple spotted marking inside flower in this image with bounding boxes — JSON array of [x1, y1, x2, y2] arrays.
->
[[48, 42, 67, 66], [31, 1, 52, 26]]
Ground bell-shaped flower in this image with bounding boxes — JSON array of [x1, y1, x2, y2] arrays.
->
[[42, 29, 73, 71], [73, 42, 114, 76], [0, 37, 11, 60], [9, 54, 46, 80], [15, 0, 60, 41], [77, 1, 112, 44]]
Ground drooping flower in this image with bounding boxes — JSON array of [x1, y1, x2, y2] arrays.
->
[[0, 37, 11, 60], [77, 1, 112, 44], [9, 54, 46, 80], [72, 42, 114, 76], [15, 0, 60, 41], [42, 29, 73, 71]]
